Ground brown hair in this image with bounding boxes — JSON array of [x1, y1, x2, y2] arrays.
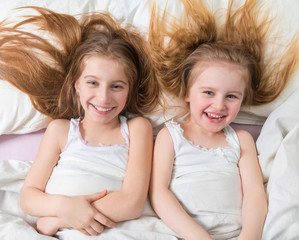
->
[[0, 7, 160, 119], [149, 0, 298, 106]]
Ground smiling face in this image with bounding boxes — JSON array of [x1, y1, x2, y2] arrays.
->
[[185, 61, 248, 134], [74, 55, 129, 125]]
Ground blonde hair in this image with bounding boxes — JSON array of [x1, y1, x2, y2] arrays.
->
[[0, 7, 160, 119], [149, 0, 298, 106]]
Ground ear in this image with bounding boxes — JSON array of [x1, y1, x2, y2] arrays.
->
[[74, 80, 80, 94], [184, 94, 190, 103]]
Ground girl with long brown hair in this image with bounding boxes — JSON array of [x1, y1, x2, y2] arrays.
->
[[0, 7, 160, 237]]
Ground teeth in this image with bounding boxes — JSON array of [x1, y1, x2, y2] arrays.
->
[[94, 106, 112, 112], [206, 113, 223, 119]]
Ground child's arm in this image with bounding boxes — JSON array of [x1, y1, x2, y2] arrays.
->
[[20, 120, 115, 236], [150, 127, 213, 240], [92, 116, 153, 221], [35, 190, 107, 236], [236, 130, 268, 240]]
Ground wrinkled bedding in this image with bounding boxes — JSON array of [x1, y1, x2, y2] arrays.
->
[[1, 89, 299, 239], [0, 159, 179, 240], [257, 89, 299, 239], [0, 0, 299, 239]]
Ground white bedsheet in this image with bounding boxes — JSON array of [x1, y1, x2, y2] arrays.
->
[[0, 160, 179, 240], [257, 89, 299, 239], [1, 92, 299, 239]]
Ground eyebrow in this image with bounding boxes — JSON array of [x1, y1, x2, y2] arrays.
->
[[200, 87, 243, 95], [83, 75, 128, 85]]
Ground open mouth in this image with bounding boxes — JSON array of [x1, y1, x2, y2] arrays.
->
[[90, 103, 114, 113], [205, 112, 225, 120]]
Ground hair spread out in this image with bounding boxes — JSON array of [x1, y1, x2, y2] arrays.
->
[[0, 7, 160, 119], [149, 0, 298, 106]]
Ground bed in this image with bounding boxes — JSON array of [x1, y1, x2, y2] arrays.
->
[[0, 0, 298, 239]]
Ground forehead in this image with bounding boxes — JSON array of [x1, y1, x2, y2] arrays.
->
[[80, 55, 128, 81], [190, 61, 249, 89]]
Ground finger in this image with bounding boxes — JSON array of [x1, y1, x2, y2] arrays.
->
[[79, 229, 90, 236], [94, 212, 116, 228], [87, 190, 108, 202], [90, 221, 105, 234], [84, 226, 98, 236]]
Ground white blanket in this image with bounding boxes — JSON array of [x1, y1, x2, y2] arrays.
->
[[0, 160, 179, 240], [1, 91, 299, 240], [257, 89, 299, 239]]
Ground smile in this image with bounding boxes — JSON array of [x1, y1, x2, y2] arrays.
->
[[91, 103, 114, 112], [205, 112, 225, 119]]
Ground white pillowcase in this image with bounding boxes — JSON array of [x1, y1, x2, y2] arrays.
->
[[0, 0, 298, 134], [0, 81, 52, 135]]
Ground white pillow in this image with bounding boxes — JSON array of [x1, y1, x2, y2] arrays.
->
[[0, 0, 298, 134], [0, 81, 51, 135]]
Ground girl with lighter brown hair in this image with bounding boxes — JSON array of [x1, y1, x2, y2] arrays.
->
[[0, 7, 160, 237], [149, 0, 298, 239]]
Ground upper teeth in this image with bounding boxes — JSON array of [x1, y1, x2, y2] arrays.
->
[[94, 106, 112, 112], [207, 113, 223, 119]]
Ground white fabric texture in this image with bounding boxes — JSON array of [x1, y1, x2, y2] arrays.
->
[[0, 159, 179, 240], [46, 116, 129, 196], [261, 125, 299, 239], [0, 116, 179, 239], [256, 89, 299, 239], [0, 0, 298, 134], [166, 122, 242, 239]]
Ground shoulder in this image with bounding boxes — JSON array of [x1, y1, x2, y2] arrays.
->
[[234, 129, 256, 151], [44, 119, 70, 150], [155, 126, 173, 146], [156, 126, 171, 139], [46, 119, 70, 134], [127, 116, 153, 134], [234, 129, 254, 143]]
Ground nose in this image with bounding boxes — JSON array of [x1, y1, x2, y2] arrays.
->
[[212, 96, 225, 110], [97, 86, 111, 104]]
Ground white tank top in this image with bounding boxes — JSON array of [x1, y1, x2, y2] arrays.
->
[[46, 116, 129, 196], [166, 121, 242, 239]]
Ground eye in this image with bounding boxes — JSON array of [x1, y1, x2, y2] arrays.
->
[[112, 83, 126, 91], [227, 94, 237, 99], [204, 90, 214, 96], [113, 84, 122, 89], [87, 81, 98, 86]]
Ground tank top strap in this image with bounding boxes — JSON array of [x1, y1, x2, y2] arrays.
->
[[165, 121, 183, 152], [61, 118, 80, 152], [224, 125, 240, 151], [119, 115, 129, 145]]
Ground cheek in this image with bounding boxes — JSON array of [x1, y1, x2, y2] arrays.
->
[[230, 102, 242, 115]]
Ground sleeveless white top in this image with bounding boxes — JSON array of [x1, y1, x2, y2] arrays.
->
[[45, 116, 129, 196], [166, 121, 242, 240]]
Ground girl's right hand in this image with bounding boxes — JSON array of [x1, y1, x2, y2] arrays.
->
[[60, 190, 116, 236]]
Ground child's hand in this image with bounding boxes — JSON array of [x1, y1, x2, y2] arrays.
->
[[60, 190, 116, 236]]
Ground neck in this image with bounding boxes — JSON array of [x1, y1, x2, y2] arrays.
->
[[80, 115, 120, 134]]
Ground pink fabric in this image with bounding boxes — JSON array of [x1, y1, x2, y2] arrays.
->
[[0, 124, 262, 162], [0, 129, 45, 161], [230, 123, 262, 142]]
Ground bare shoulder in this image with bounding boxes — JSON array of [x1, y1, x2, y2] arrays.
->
[[156, 126, 171, 141], [235, 129, 256, 154], [46, 119, 70, 135], [127, 116, 153, 135], [235, 129, 255, 144], [155, 126, 173, 149], [44, 119, 70, 150]]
